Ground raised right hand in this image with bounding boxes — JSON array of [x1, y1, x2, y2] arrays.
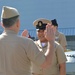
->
[[44, 23, 55, 42]]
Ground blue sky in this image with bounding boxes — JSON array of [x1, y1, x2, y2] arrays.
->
[[0, 0, 75, 30]]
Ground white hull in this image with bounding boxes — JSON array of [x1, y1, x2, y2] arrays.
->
[[65, 51, 75, 75]]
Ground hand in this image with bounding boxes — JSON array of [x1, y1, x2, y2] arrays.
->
[[21, 29, 29, 37], [44, 23, 55, 41]]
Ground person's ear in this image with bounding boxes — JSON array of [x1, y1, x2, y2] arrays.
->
[[1, 22, 5, 28], [16, 19, 20, 27]]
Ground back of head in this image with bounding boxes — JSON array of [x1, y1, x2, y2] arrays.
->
[[1, 6, 20, 28]]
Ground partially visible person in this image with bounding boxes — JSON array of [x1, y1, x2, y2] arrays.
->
[[22, 29, 31, 38], [0, 6, 55, 75], [22, 18, 67, 75], [51, 19, 67, 52]]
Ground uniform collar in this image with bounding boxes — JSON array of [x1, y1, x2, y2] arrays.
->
[[3, 29, 17, 35], [37, 40, 48, 48]]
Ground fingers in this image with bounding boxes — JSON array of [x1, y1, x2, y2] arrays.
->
[[46, 23, 54, 34], [21, 29, 28, 37], [45, 23, 55, 41]]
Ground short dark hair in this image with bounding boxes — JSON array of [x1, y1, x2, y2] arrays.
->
[[2, 15, 19, 28]]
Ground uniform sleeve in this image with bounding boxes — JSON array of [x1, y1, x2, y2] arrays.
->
[[56, 43, 67, 64], [25, 39, 46, 66], [59, 33, 67, 47]]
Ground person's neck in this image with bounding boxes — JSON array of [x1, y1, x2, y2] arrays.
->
[[4, 28, 18, 34]]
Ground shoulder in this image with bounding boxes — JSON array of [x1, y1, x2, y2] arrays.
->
[[58, 32, 66, 39], [54, 41, 64, 51], [58, 31, 65, 36], [17, 36, 34, 44], [55, 41, 60, 47]]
